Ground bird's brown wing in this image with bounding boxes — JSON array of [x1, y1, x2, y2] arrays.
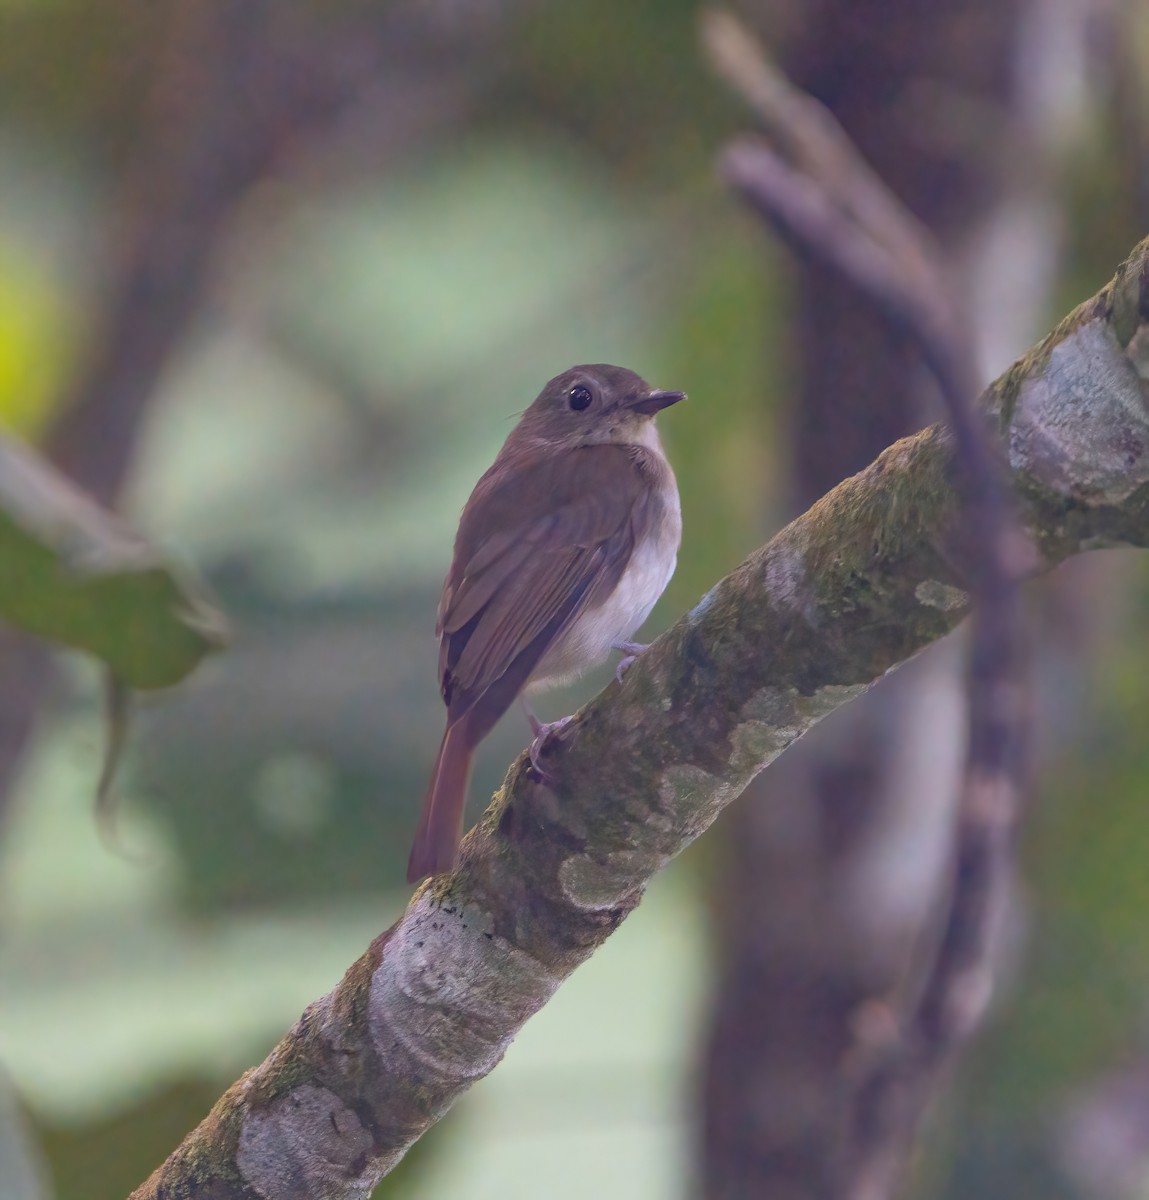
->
[[437, 443, 650, 722]]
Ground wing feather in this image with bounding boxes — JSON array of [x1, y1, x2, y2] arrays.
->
[[437, 444, 649, 718]]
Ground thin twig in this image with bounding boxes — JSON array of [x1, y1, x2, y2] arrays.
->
[[706, 11, 1029, 1198]]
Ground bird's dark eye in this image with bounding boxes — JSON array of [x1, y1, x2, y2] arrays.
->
[[568, 385, 593, 411]]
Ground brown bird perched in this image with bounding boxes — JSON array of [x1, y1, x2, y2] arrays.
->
[[407, 364, 685, 883]]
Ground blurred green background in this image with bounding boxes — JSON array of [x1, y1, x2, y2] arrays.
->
[[1, 1, 1148, 1198]]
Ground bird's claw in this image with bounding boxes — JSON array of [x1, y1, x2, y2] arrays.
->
[[528, 715, 574, 778], [615, 656, 638, 682], [612, 640, 650, 683]]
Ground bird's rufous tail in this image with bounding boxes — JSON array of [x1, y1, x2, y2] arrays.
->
[[407, 721, 475, 883]]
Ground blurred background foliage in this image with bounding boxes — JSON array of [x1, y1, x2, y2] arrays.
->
[[0, 1, 1147, 1198]]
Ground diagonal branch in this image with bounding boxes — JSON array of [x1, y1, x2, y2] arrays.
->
[[130, 236, 1149, 1200]]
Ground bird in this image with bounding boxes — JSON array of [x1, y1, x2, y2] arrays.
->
[[406, 363, 685, 883]]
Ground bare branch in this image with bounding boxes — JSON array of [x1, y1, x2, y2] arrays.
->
[[130, 236, 1149, 1199]]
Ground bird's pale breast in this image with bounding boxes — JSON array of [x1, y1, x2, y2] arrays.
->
[[529, 469, 681, 690]]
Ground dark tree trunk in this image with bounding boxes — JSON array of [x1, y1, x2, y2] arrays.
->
[[698, 2, 1025, 1196]]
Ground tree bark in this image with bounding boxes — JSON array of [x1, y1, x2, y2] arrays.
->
[[129, 239, 1149, 1200]]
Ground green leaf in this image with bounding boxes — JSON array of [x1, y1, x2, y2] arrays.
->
[[0, 434, 226, 688]]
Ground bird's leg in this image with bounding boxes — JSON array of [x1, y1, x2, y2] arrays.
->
[[612, 640, 650, 682], [520, 698, 574, 778]]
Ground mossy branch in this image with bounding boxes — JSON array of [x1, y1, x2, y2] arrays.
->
[[130, 238, 1149, 1200]]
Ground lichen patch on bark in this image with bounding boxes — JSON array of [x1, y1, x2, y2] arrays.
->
[[1009, 320, 1149, 504], [1127, 325, 1149, 380], [762, 536, 812, 618], [915, 580, 969, 611], [793, 682, 873, 725], [367, 895, 558, 1083], [558, 848, 668, 910], [236, 1084, 378, 1200], [687, 584, 721, 625]]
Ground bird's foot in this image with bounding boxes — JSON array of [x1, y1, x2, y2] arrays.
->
[[527, 714, 574, 778], [612, 640, 650, 683]]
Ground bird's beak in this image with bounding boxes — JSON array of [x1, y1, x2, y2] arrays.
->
[[627, 388, 687, 416]]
